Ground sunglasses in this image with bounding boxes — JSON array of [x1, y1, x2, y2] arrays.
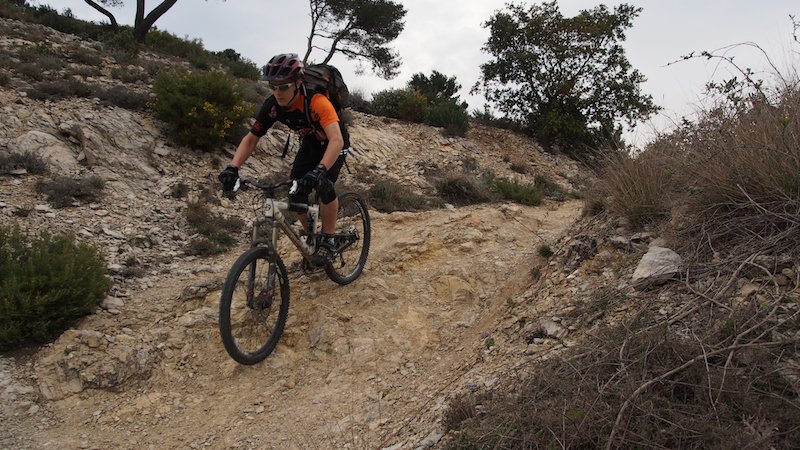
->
[[269, 82, 293, 92]]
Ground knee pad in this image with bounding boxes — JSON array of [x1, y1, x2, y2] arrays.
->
[[318, 178, 337, 204]]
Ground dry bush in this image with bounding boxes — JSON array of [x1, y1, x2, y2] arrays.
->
[[0, 151, 48, 175], [675, 87, 800, 261], [66, 44, 103, 66], [368, 179, 429, 212], [184, 200, 244, 256], [36, 175, 104, 208], [111, 66, 151, 84], [600, 148, 674, 228]]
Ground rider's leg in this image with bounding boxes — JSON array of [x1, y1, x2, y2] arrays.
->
[[321, 197, 339, 234]]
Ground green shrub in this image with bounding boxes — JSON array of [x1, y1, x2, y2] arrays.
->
[[368, 179, 428, 212], [482, 172, 544, 206], [537, 244, 553, 257], [370, 88, 405, 118], [534, 174, 569, 200], [36, 175, 105, 208], [347, 88, 372, 114], [152, 70, 252, 150], [214, 50, 260, 80], [489, 174, 544, 206], [0, 225, 110, 350], [0, 151, 48, 174], [105, 29, 139, 58], [397, 89, 427, 122], [425, 99, 470, 136]]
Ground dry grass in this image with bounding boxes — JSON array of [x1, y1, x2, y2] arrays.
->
[[599, 148, 673, 228], [445, 296, 800, 449], [676, 90, 800, 263]]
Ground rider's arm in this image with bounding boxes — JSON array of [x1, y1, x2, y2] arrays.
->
[[229, 96, 275, 168], [320, 122, 343, 170], [230, 132, 260, 168], [309, 94, 344, 170]]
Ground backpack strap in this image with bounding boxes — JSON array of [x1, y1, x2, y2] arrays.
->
[[301, 83, 319, 132]]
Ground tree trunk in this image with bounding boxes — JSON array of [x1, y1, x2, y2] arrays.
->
[[82, 0, 119, 28], [133, 0, 179, 43]]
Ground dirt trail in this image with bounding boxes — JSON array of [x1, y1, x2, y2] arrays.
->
[[4, 199, 583, 449]]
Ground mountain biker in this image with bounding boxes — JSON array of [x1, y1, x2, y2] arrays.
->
[[218, 53, 349, 265]]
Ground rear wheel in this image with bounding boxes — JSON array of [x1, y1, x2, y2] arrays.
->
[[219, 246, 290, 365], [325, 191, 371, 285]]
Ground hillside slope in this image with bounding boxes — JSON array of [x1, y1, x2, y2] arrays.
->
[[0, 18, 600, 448]]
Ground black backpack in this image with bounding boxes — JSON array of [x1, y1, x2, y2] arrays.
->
[[282, 64, 350, 158], [302, 64, 350, 113]]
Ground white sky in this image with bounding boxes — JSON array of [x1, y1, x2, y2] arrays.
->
[[33, 0, 800, 147]]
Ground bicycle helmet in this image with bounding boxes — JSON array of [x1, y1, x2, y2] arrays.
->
[[261, 53, 304, 83]]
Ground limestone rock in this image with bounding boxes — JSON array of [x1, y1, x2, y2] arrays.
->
[[631, 246, 682, 289]]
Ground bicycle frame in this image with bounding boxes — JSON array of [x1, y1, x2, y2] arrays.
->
[[252, 195, 321, 267]]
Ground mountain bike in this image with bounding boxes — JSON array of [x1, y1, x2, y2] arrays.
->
[[218, 178, 371, 365]]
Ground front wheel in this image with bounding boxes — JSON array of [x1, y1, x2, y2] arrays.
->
[[324, 191, 371, 285], [219, 246, 290, 365]]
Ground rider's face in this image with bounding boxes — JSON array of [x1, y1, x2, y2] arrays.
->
[[271, 80, 298, 106]]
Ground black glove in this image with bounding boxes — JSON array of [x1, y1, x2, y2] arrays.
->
[[298, 163, 327, 192], [218, 165, 239, 191]]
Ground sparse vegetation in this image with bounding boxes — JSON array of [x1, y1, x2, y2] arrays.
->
[[36, 175, 105, 208], [445, 304, 800, 449], [487, 173, 544, 206], [436, 173, 494, 205], [0, 225, 110, 350], [0, 151, 48, 175], [425, 99, 470, 136], [183, 200, 244, 256], [537, 244, 553, 257], [368, 179, 429, 212], [170, 182, 189, 198]]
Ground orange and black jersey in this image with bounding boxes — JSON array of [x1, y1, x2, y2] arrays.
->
[[250, 92, 349, 147]]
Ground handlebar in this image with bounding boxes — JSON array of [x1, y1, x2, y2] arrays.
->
[[233, 178, 299, 195]]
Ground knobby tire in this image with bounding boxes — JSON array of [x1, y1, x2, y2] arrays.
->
[[324, 191, 371, 285], [219, 246, 290, 365]]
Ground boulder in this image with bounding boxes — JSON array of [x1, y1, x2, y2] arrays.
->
[[631, 246, 682, 289]]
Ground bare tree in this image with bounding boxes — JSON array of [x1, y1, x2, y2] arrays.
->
[[83, 0, 120, 27], [82, 0, 180, 43]]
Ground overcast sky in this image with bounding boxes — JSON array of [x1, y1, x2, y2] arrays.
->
[[35, 0, 800, 147]]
